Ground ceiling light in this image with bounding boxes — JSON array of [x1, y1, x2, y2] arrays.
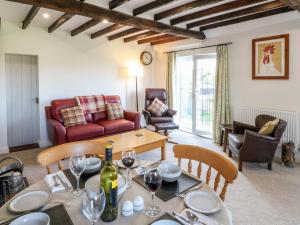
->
[[43, 13, 50, 19], [102, 19, 109, 24]]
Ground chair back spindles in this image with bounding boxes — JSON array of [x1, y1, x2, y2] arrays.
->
[[206, 166, 212, 185], [38, 141, 106, 174], [173, 144, 238, 201], [220, 181, 229, 201], [188, 160, 192, 173], [214, 172, 221, 192], [178, 158, 182, 168], [197, 162, 202, 178]]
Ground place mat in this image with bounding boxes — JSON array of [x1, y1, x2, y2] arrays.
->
[[149, 212, 184, 225], [133, 172, 201, 201], [63, 160, 105, 189], [2, 204, 73, 225]]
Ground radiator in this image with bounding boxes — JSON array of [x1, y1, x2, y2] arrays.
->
[[233, 106, 299, 147]]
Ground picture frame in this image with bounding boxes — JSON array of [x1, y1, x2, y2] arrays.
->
[[252, 34, 289, 80]]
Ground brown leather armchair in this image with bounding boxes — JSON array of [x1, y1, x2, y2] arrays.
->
[[228, 115, 287, 172], [142, 88, 177, 125]]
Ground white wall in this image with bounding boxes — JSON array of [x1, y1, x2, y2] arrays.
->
[[153, 12, 300, 115], [0, 21, 154, 153]]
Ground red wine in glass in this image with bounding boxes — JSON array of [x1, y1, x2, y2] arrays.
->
[[121, 149, 136, 187], [122, 157, 135, 168], [144, 170, 162, 217], [144, 173, 162, 192]]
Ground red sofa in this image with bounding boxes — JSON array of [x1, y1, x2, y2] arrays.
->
[[45, 95, 141, 145]]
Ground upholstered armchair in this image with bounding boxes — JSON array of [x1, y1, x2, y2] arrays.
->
[[142, 88, 177, 125], [228, 115, 287, 172]]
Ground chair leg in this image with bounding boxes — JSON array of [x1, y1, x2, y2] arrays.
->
[[268, 162, 272, 170], [228, 150, 232, 158], [238, 161, 243, 172]]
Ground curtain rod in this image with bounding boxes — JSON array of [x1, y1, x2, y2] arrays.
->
[[163, 42, 232, 54]]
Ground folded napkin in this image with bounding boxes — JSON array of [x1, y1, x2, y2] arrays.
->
[[176, 209, 219, 225], [44, 171, 72, 193]]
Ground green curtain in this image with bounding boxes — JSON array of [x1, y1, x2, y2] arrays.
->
[[213, 45, 231, 144], [166, 52, 176, 108]]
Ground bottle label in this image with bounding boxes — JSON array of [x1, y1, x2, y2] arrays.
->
[[110, 181, 118, 208]]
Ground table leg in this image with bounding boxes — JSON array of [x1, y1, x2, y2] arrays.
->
[[223, 131, 228, 152], [161, 141, 166, 160]]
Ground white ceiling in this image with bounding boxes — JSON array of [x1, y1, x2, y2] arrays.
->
[[0, 0, 294, 38]]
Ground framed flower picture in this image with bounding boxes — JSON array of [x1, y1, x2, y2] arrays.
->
[[252, 34, 289, 80]]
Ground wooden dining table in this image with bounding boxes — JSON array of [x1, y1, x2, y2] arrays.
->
[[0, 162, 233, 225]]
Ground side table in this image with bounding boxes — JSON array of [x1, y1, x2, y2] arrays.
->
[[220, 124, 233, 152]]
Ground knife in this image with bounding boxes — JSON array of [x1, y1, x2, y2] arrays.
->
[[172, 211, 193, 225], [56, 174, 69, 192]]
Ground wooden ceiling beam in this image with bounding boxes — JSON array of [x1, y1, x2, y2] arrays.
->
[[109, 0, 130, 9], [48, 0, 86, 33], [171, 0, 265, 25], [138, 34, 174, 44], [108, 28, 143, 41], [124, 31, 159, 43], [48, 13, 74, 33], [151, 36, 187, 46], [71, 18, 100, 36], [133, 0, 175, 16], [22, 5, 40, 29], [280, 0, 300, 11], [187, 1, 287, 29], [154, 0, 223, 21], [7, 0, 205, 39], [200, 6, 294, 31], [91, 24, 124, 39]]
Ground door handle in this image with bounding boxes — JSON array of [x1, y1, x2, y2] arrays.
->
[[35, 97, 39, 104]]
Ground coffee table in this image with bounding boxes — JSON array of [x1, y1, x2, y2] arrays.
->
[[91, 129, 167, 160]]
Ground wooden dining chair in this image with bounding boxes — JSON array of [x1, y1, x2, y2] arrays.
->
[[173, 144, 238, 201], [37, 141, 106, 174]]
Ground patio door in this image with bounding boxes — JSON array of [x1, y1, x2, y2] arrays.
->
[[174, 53, 216, 138]]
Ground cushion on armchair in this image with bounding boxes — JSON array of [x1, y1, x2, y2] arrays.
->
[[147, 97, 168, 117], [258, 118, 280, 136]]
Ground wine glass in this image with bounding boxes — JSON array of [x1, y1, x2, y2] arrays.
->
[[82, 186, 106, 225], [69, 154, 86, 197], [144, 169, 162, 217], [121, 149, 136, 187]]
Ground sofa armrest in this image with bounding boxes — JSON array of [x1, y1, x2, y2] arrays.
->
[[165, 108, 177, 117], [240, 130, 278, 162], [47, 119, 66, 145], [233, 121, 259, 134], [142, 110, 151, 125], [124, 111, 141, 130]]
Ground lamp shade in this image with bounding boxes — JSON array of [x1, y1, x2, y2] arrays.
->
[[127, 65, 143, 78]]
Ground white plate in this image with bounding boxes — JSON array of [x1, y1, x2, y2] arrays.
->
[[184, 190, 222, 214], [152, 220, 180, 225], [9, 191, 50, 213], [116, 159, 140, 169], [85, 174, 127, 197], [9, 212, 50, 225]]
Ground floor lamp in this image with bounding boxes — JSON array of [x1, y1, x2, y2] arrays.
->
[[127, 65, 143, 112]]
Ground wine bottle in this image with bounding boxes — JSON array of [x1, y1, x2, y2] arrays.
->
[[100, 144, 118, 222]]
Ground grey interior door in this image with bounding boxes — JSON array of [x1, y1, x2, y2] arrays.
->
[[5, 54, 39, 148]]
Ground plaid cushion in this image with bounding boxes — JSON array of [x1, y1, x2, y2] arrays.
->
[[75, 95, 106, 114], [106, 103, 124, 120], [60, 106, 87, 127], [147, 97, 168, 117]]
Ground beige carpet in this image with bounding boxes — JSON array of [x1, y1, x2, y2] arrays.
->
[[1, 130, 299, 225]]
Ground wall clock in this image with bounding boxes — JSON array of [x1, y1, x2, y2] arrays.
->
[[140, 51, 153, 65]]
